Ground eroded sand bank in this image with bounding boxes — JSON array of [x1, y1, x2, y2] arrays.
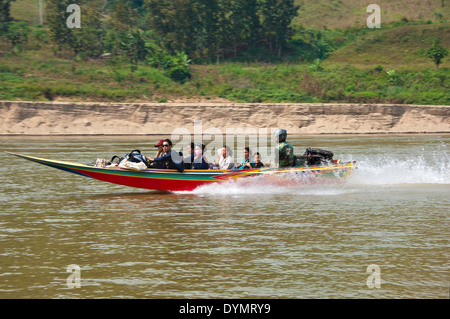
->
[[1, 101, 449, 135]]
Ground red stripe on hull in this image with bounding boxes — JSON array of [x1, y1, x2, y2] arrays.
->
[[76, 169, 216, 191]]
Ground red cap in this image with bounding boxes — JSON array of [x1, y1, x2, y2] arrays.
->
[[154, 139, 164, 147]]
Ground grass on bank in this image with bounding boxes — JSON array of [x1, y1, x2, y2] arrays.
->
[[1, 49, 448, 105]]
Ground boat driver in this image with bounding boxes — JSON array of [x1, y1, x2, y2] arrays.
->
[[146, 139, 184, 172], [274, 128, 295, 168]]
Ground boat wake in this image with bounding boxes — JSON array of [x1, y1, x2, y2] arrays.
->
[[177, 172, 349, 196], [347, 149, 450, 186], [175, 146, 449, 195]]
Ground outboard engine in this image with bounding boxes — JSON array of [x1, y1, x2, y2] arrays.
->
[[304, 147, 334, 165], [294, 148, 334, 166]]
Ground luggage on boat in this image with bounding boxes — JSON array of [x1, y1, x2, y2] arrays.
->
[[93, 149, 185, 172], [92, 150, 150, 170], [122, 150, 147, 163], [118, 150, 150, 169], [93, 158, 109, 168], [119, 161, 148, 170], [295, 147, 334, 166]]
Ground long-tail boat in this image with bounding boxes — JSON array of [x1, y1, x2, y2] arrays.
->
[[8, 152, 356, 192]]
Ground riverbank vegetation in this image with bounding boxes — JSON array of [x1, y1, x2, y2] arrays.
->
[[0, 0, 449, 105]]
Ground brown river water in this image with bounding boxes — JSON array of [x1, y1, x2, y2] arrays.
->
[[0, 135, 448, 298]]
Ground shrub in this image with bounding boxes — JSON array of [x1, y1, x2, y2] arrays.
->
[[386, 70, 403, 85], [309, 59, 323, 72], [426, 39, 449, 69]]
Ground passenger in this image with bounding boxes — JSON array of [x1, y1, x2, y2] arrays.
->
[[193, 143, 209, 169], [274, 128, 294, 168], [236, 147, 254, 169], [183, 142, 195, 169], [153, 139, 165, 158], [252, 152, 265, 168], [217, 145, 234, 170], [147, 139, 184, 172], [209, 147, 222, 170], [215, 147, 223, 166]]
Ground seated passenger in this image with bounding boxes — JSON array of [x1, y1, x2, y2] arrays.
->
[[153, 139, 165, 158], [235, 147, 254, 169], [193, 143, 209, 169], [217, 145, 234, 170], [252, 152, 265, 168], [208, 147, 222, 170], [183, 142, 195, 169]]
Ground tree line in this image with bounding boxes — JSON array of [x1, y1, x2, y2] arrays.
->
[[42, 0, 298, 62], [145, 0, 298, 61], [34, 0, 292, 59], [21, 0, 296, 81]]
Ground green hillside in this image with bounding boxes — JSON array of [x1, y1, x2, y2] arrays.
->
[[1, 0, 449, 105], [293, 0, 448, 29], [326, 22, 450, 68], [9, 0, 43, 24]]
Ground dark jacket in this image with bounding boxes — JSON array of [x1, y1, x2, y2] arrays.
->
[[192, 155, 209, 169], [252, 162, 265, 168], [153, 151, 184, 172], [183, 153, 195, 169]]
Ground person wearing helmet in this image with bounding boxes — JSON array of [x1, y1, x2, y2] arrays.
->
[[273, 128, 295, 167]]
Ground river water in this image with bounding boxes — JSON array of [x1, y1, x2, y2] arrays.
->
[[0, 135, 448, 299]]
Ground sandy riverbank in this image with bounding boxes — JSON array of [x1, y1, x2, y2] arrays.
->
[[0, 101, 449, 135]]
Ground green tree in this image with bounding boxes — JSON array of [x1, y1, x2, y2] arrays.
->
[[5, 21, 29, 51], [194, 0, 224, 61], [47, 0, 104, 57], [110, 0, 134, 30], [228, 0, 260, 57], [46, 0, 74, 53], [259, 0, 299, 58], [0, 0, 16, 33], [426, 39, 448, 69], [145, 0, 299, 61], [168, 51, 192, 83], [104, 0, 133, 56], [146, 0, 198, 55], [71, 2, 104, 57], [122, 30, 154, 71]]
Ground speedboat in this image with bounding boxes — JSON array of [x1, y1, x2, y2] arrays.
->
[[8, 152, 356, 192]]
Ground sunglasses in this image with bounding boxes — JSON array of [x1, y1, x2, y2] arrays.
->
[[162, 144, 170, 147]]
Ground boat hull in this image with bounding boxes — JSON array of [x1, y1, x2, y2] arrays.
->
[[8, 153, 356, 192]]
